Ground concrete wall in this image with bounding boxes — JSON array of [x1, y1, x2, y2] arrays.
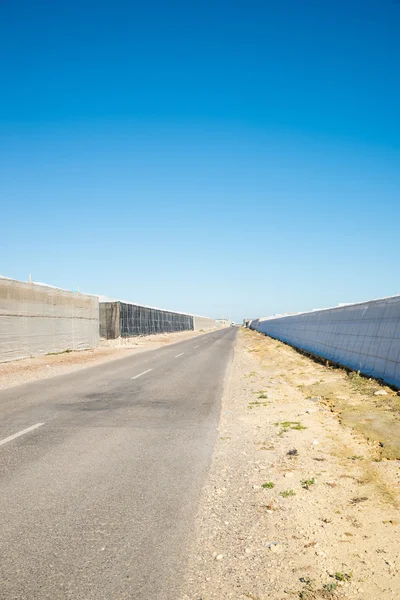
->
[[250, 295, 400, 388], [0, 277, 99, 362], [193, 316, 218, 330], [99, 302, 120, 339]]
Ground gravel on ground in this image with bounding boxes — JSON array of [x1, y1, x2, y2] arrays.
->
[[181, 328, 400, 600]]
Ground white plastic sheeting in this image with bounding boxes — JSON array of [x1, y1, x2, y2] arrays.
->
[[0, 277, 99, 362], [250, 295, 400, 388], [193, 316, 217, 330]]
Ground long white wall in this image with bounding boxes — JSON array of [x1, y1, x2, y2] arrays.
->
[[250, 295, 400, 388], [0, 277, 99, 362], [193, 315, 218, 330]]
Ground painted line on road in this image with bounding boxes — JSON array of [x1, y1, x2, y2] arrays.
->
[[175, 353, 184, 358], [131, 368, 153, 380], [0, 423, 45, 448]]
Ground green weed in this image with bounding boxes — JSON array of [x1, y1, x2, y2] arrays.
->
[[334, 571, 352, 582], [280, 489, 296, 498], [301, 478, 315, 489], [248, 401, 268, 408], [244, 371, 257, 378], [323, 582, 338, 593], [274, 421, 307, 433]]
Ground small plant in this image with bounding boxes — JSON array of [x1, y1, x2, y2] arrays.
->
[[280, 489, 296, 498], [301, 478, 316, 489], [299, 577, 313, 586], [262, 482, 274, 489], [258, 392, 268, 399], [292, 422, 307, 431], [274, 421, 307, 433], [323, 582, 338, 593], [348, 455, 363, 461], [334, 571, 352, 582], [248, 400, 268, 408], [244, 371, 257, 378], [287, 448, 298, 456]]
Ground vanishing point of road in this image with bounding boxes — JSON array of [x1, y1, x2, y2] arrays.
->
[[0, 327, 237, 599]]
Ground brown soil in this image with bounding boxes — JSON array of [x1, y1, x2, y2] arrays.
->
[[182, 329, 400, 600]]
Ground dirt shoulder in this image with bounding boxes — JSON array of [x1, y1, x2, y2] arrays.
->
[[182, 329, 400, 600], [0, 329, 216, 391]]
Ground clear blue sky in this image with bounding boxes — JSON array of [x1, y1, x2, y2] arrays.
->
[[1, 0, 399, 322]]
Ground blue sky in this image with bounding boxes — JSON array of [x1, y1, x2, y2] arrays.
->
[[1, 0, 399, 321]]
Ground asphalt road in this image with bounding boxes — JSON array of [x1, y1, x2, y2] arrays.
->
[[0, 327, 237, 600]]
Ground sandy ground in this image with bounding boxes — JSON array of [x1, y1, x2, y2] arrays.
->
[[182, 328, 400, 600], [0, 329, 215, 390]]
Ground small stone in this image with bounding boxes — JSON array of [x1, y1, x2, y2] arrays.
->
[[284, 472, 294, 478], [313, 440, 319, 445], [374, 390, 388, 396], [216, 554, 224, 561], [245, 548, 251, 554], [270, 544, 282, 554], [287, 449, 298, 456]]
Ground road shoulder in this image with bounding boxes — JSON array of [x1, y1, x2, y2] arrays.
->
[[181, 329, 400, 600]]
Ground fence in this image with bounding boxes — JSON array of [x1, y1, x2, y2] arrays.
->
[[0, 277, 99, 362], [249, 295, 400, 388], [0, 276, 219, 358], [100, 300, 195, 338]]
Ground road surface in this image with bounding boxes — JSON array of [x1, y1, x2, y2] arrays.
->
[[0, 327, 236, 599]]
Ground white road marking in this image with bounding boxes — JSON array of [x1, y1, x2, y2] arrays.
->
[[175, 353, 184, 358], [131, 368, 153, 380], [0, 423, 44, 447]]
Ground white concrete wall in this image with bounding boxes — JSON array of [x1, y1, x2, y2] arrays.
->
[[0, 277, 99, 362], [193, 315, 218, 330], [250, 295, 400, 388]]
